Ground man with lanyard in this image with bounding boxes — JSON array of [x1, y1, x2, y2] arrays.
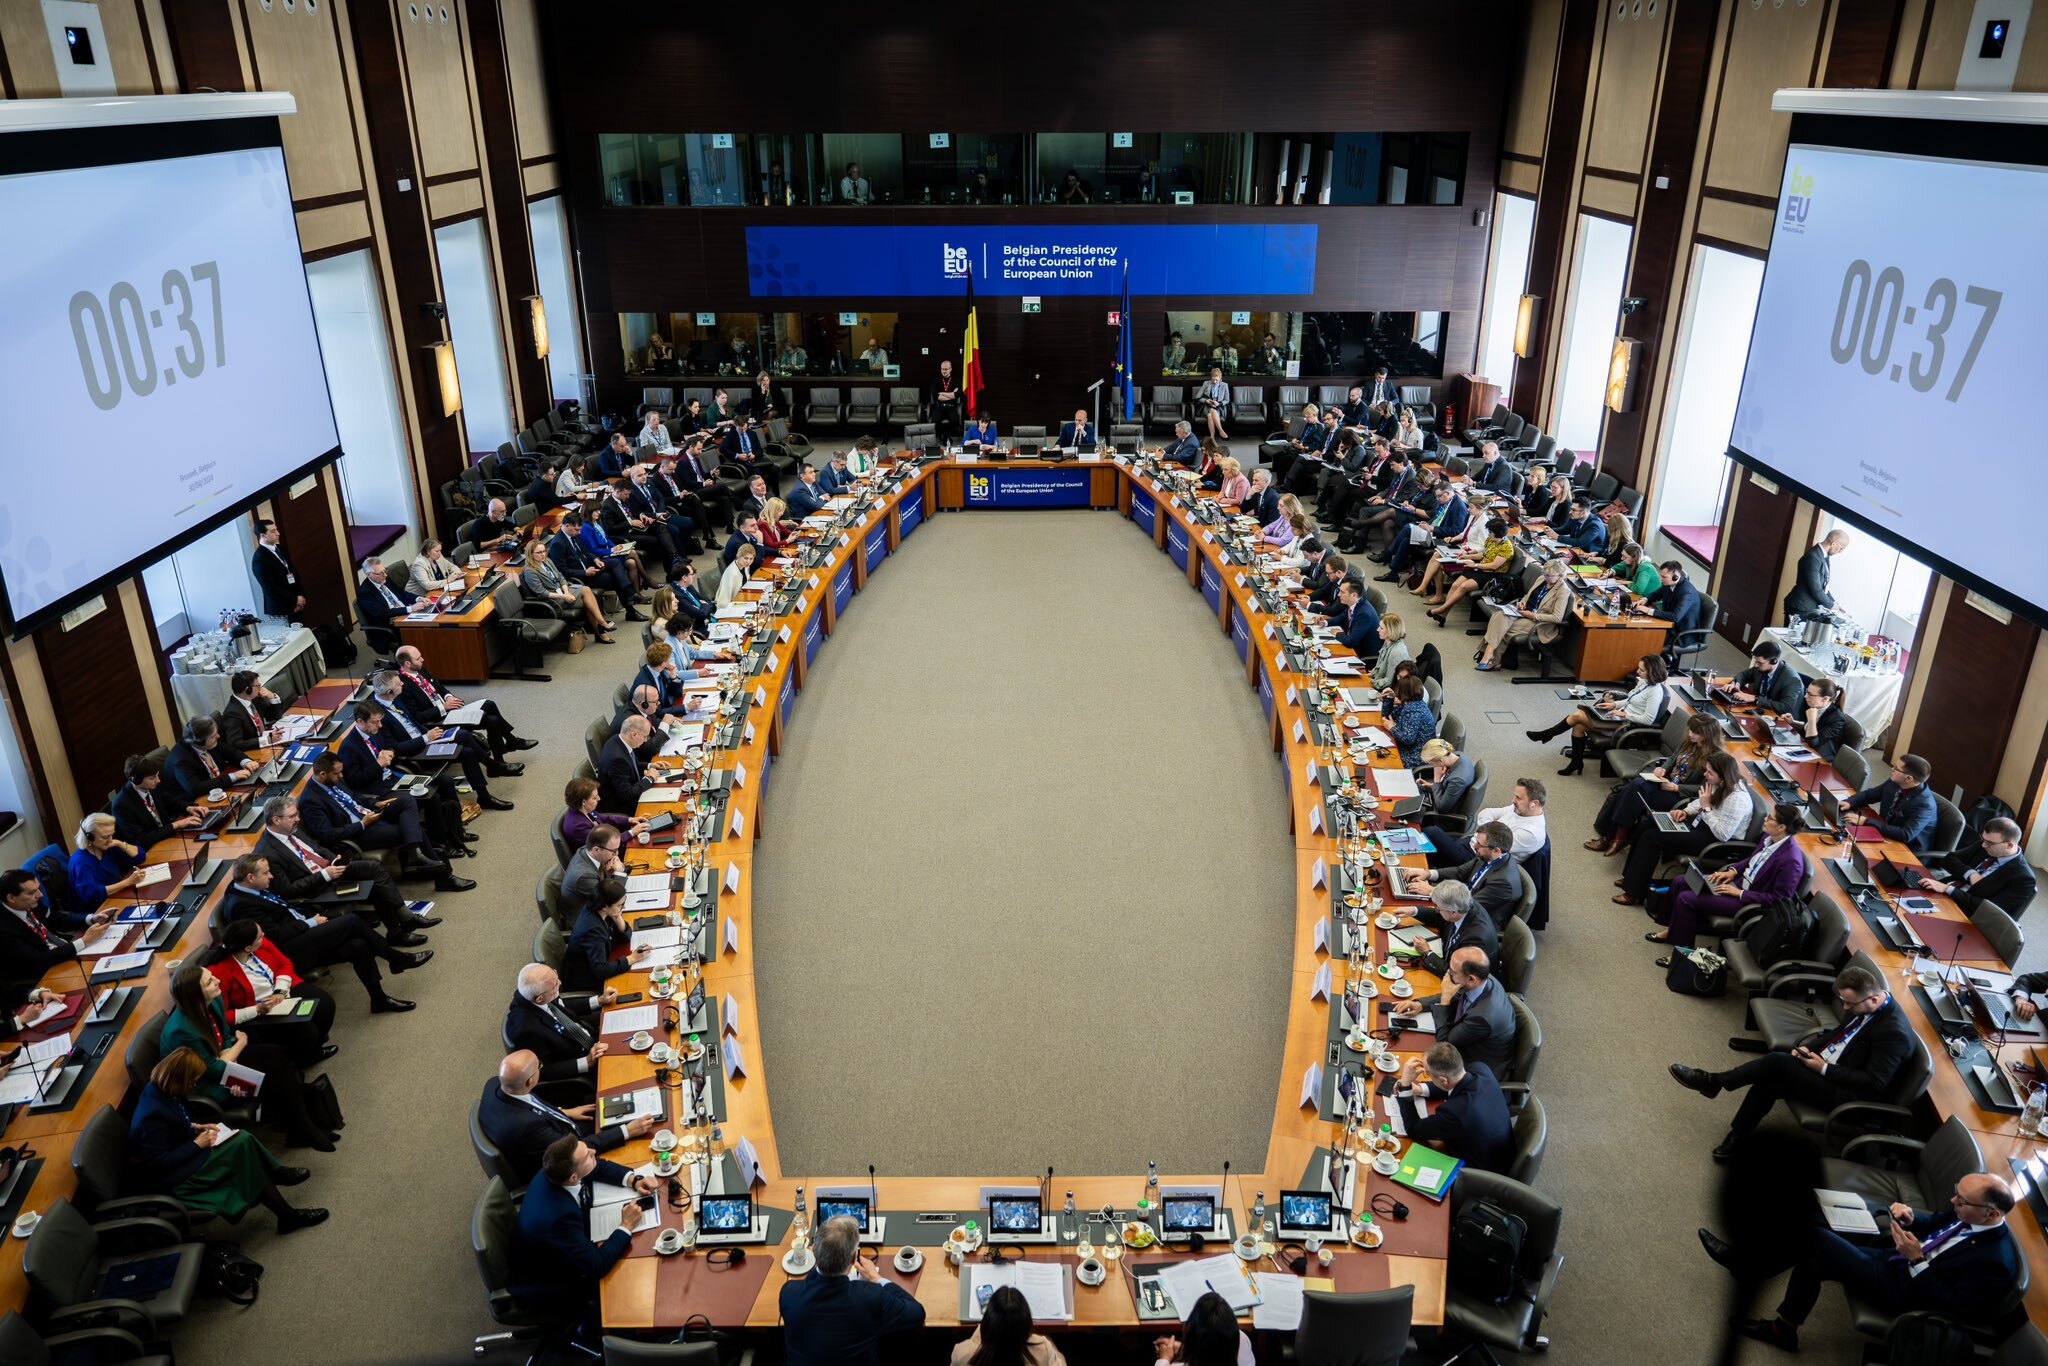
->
[[252, 518, 304, 620], [371, 670, 514, 801], [1669, 963, 1915, 1160], [1378, 480, 1469, 582], [629, 464, 702, 559], [395, 645, 534, 759], [479, 1050, 656, 1185], [1842, 753, 1939, 850], [658, 445, 731, 534], [1415, 822, 1520, 931], [299, 751, 471, 890], [254, 796, 437, 944], [355, 556, 417, 632], [635, 409, 676, 456], [222, 854, 423, 1012]]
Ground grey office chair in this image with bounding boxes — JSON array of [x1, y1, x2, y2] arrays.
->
[[1497, 915, 1538, 995], [1232, 387, 1269, 428], [0, 1310, 170, 1366], [1150, 386, 1188, 430], [68, 1106, 197, 1232], [1288, 1287, 1413, 1366], [536, 864, 567, 928], [1990, 1324, 2048, 1365], [585, 714, 612, 771], [1924, 794, 1966, 857], [1973, 901, 2025, 966], [550, 811, 576, 868], [472, 1178, 598, 1360], [884, 387, 922, 425], [1506, 1091, 1548, 1186], [1431, 758, 1490, 836], [903, 422, 937, 450], [1818, 1115, 1983, 1216], [1501, 993, 1541, 1088], [845, 387, 882, 429], [805, 388, 844, 431], [1833, 745, 1869, 790], [602, 1338, 726, 1364], [24, 1198, 207, 1337], [532, 918, 567, 969], [1436, 712, 1467, 754], [1604, 709, 1688, 780], [469, 1100, 520, 1187]]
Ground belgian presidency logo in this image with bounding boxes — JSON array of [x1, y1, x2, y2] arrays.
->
[[942, 242, 971, 278], [966, 472, 992, 503], [1780, 165, 1815, 234]]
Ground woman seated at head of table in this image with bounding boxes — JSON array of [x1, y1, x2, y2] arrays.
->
[[205, 919, 336, 1063], [407, 538, 464, 597], [563, 776, 647, 849], [717, 542, 758, 608], [1586, 712, 1723, 856], [1527, 652, 1669, 777], [1367, 613, 1412, 691], [162, 962, 341, 1151], [1213, 457, 1252, 512], [1387, 674, 1436, 767], [1415, 736, 1476, 815], [952, 1284, 1069, 1365], [67, 812, 144, 913], [1152, 1290, 1255, 1365], [1419, 515, 1516, 621], [964, 416, 998, 450], [1647, 801, 1806, 958], [564, 877, 650, 994], [1613, 750, 1752, 905], [130, 1047, 328, 1233]]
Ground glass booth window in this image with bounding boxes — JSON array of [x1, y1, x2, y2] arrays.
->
[[621, 313, 770, 378], [901, 134, 1024, 204], [768, 314, 898, 376], [1161, 312, 1295, 376], [816, 135, 905, 205], [1300, 312, 1449, 378], [600, 133, 688, 206]]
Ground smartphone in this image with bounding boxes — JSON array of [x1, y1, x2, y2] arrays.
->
[[635, 1193, 657, 1212], [611, 992, 644, 1006]]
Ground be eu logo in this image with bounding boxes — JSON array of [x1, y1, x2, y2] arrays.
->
[[1781, 165, 1815, 233]]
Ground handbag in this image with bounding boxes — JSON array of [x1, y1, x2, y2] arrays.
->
[[677, 1313, 744, 1364], [1664, 946, 1727, 997], [565, 628, 589, 654], [199, 1239, 265, 1306], [307, 1074, 345, 1132]]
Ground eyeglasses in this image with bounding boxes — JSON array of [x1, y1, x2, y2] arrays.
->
[[1952, 1195, 2001, 1212]]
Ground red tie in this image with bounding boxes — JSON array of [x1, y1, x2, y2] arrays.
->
[[409, 671, 439, 702], [22, 912, 50, 946]]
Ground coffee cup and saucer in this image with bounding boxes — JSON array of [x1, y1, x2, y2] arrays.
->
[[1375, 912, 1400, 930], [655, 1227, 686, 1256], [1076, 1257, 1107, 1287], [650, 1129, 678, 1154], [1389, 980, 1415, 999], [893, 1247, 923, 1274], [12, 1211, 41, 1240], [1233, 1232, 1262, 1262], [1373, 1151, 1402, 1176], [782, 1245, 815, 1275], [629, 1031, 655, 1052], [1376, 962, 1404, 980], [648, 1043, 676, 1066], [1356, 979, 1379, 998]]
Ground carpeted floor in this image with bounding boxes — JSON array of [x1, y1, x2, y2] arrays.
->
[[164, 455, 2045, 1365]]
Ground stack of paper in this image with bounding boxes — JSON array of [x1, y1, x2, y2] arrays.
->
[[637, 787, 685, 805], [1250, 1273, 1306, 1331], [1371, 767, 1420, 799], [1157, 1254, 1261, 1314], [624, 888, 673, 913], [968, 1262, 1071, 1321], [630, 926, 683, 952], [75, 924, 130, 957], [91, 950, 153, 978], [603, 1004, 659, 1033], [624, 873, 673, 895]]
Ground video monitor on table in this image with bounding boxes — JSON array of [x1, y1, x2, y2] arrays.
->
[[987, 1195, 1042, 1233], [1279, 1191, 1335, 1233], [698, 1194, 753, 1232], [816, 1196, 871, 1233], [1161, 1195, 1216, 1234]]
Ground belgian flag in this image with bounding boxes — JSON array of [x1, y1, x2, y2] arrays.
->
[[961, 274, 983, 419]]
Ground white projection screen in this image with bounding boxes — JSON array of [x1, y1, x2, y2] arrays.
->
[[1730, 102, 2048, 626], [0, 95, 340, 635]]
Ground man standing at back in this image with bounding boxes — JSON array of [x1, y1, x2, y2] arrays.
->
[[779, 1214, 925, 1365]]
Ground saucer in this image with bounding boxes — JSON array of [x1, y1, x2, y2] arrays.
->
[[655, 1230, 686, 1256], [652, 1154, 682, 1177], [650, 1131, 678, 1153], [894, 1248, 924, 1273], [1233, 1237, 1264, 1263], [1376, 963, 1404, 980], [1357, 980, 1380, 998], [648, 1046, 676, 1066], [781, 1249, 814, 1275], [11, 1212, 39, 1239], [1374, 913, 1399, 930], [1389, 980, 1415, 998], [1374, 1054, 1402, 1073], [1373, 1152, 1402, 1175], [1352, 1223, 1386, 1249], [1076, 1260, 1106, 1286], [1342, 716, 1364, 729], [629, 1032, 654, 1052]]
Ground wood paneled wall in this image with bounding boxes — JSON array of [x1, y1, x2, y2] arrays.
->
[[541, 3, 1514, 419], [1503, 0, 2048, 826]]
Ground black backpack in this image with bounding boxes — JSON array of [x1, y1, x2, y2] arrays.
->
[[1742, 896, 1815, 967], [1449, 1198, 1526, 1306]]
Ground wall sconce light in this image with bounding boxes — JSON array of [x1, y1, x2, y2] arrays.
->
[[424, 340, 461, 417], [1513, 295, 1543, 359], [524, 294, 549, 360], [1605, 335, 1642, 413]]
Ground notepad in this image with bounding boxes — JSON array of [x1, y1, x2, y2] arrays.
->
[[624, 873, 672, 895], [1816, 1189, 1881, 1235], [630, 926, 682, 951], [91, 950, 153, 978], [638, 786, 685, 804], [134, 863, 173, 888], [968, 1263, 1071, 1322], [603, 1004, 659, 1034], [75, 924, 130, 957], [623, 890, 672, 913], [1250, 1273, 1306, 1331], [1372, 768, 1420, 799]]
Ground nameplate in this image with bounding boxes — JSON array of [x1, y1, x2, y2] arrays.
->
[[807, 575, 821, 591], [1263, 624, 1276, 639], [735, 761, 748, 789], [724, 992, 740, 1036], [1313, 919, 1330, 953], [1292, 719, 1306, 744], [1311, 857, 1328, 891], [1309, 805, 1324, 835], [1201, 531, 1214, 544], [729, 807, 745, 839], [779, 626, 792, 644], [723, 916, 739, 954], [1311, 962, 1331, 1001], [1305, 759, 1318, 784], [754, 687, 767, 707], [744, 721, 756, 743], [840, 534, 852, 548], [1299, 1063, 1324, 1109], [1286, 686, 1298, 706], [733, 1135, 761, 1189], [1236, 573, 1248, 587], [722, 1036, 746, 1079], [798, 596, 810, 612], [725, 863, 742, 894]]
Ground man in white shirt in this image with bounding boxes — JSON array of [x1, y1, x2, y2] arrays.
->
[[1424, 779, 1548, 868], [840, 162, 871, 205]]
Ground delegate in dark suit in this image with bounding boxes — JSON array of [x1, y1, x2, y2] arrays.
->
[[1055, 421, 1097, 451], [1783, 544, 1836, 619], [1161, 433, 1201, 466], [110, 783, 186, 851], [510, 1158, 636, 1308], [787, 481, 830, 518], [1787, 698, 1850, 761], [505, 991, 603, 1085], [1717, 999, 1916, 1137], [1471, 456, 1517, 495], [1843, 780, 1938, 851], [1437, 852, 1521, 932], [217, 692, 286, 755], [220, 884, 406, 1004], [779, 1269, 927, 1366], [1334, 596, 1381, 660], [0, 903, 88, 989], [126, 1083, 213, 1193], [163, 736, 249, 809], [1398, 1060, 1512, 1173], [596, 735, 651, 816], [1427, 977, 1516, 1077], [1935, 852, 2037, 921], [1733, 660, 1803, 715], [356, 575, 417, 632], [816, 463, 856, 498], [564, 907, 633, 993], [477, 1078, 629, 1185], [252, 543, 300, 618], [1410, 904, 1499, 978], [1770, 1207, 2021, 1331], [1248, 483, 1281, 526], [253, 828, 410, 937]]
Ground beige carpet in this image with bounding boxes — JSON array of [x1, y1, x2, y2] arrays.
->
[[752, 510, 1294, 1180]]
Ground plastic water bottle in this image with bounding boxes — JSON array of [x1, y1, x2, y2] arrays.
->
[[792, 1185, 808, 1236], [2023, 1083, 2047, 1139], [1147, 1160, 1159, 1196], [1252, 1191, 1266, 1229]]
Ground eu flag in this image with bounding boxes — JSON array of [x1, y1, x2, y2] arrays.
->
[[1117, 259, 1135, 422]]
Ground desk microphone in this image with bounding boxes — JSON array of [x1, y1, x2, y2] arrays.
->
[[870, 1164, 879, 1220], [1042, 1166, 1054, 1219]]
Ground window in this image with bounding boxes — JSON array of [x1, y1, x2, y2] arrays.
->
[[1161, 312, 1293, 376], [433, 217, 515, 453], [1477, 192, 1535, 391], [1552, 214, 1632, 453], [527, 197, 585, 402], [1821, 525, 1934, 649], [0, 684, 37, 846], [1651, 246, 1764, 550], [620, 312, 898, 379], [599, 132, 687, 206], [818, 134, 904, 204], [901, 134, 1025, 204], [141, 520, 261, 648], [305, 251, 413, 532]]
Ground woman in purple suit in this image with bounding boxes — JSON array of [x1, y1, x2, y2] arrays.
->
[[1649, 803, 1807, 960]]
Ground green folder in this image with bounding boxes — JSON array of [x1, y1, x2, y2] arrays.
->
[[1390, 1143, 1463, 1202]]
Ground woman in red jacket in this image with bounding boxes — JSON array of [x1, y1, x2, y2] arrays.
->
[[206, 919, 336, 1064]]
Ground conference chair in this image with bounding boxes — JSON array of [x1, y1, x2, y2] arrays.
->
[[1365, 585, 1389, 617], [1568, 458, 1595, 490], [1497, 914, 1537, 995], [1522, 432, 1558, 468], [1461, 404, 1508, 444], [682, 387, 714, 413], [533, 919, 567, 970], [804, 388, 845, 432], [1279, 384, 1310, 414], [641, 387, 674, 411], [1421, 675, 1443, 718], [513, 503, 539, 533], [69, 1106, 199, 1233], [450, 540, 478, 567], [1834, 714, 1866, 754], [24, 1198, 208, 1338], [1149, 386, 1187, 431], [1110, 423, 1142, 449], [845, 387, 883, 431], [125, 1013, 254, 1131], [1819, 1115, 1984, 1222], [1314, 385, 1350, 410], [1440, 1170, 1562, 1363], [1721, 897, 1849, 998], [537, 864, 568, 928], [1011, 424, 1047, 455], [584, 715, 612, 771], [1501, 994, 1541, 1089], [602, 1339, 728, 1365], [1587, 470, 1620, 504], [1833, 745, 1869, 790], [1435, 712, 1466, 754], [1603, 709, 1688, 782], [471, 1177, 600, 1362], [1431, 758, 1490, 837], [1509, 865, 1537, 926], [1664, 590, 1718, 674], [1472, 563, 1544, 636], [1851, 1261, 2031, 1353], [1284, 1286, 1412, 1366], [1990, 1323, 2048, 1365], [469, 1101, 521, 1188], [0, 1309, 171, 1366], [1924, 794, 1967, 857], [1440, 455, 1470, 479], [573, 759, 596, 787], [902, 422, 937, 452], [1973, 900, 2025, 966], [884, 387, 921, 426], [1505, 1092, 1548, 1185], [550, 811, 576, 868], [1613, 485, 1645, 520], [488, 582, 562, 683], [1232, 388, 1268, 429], [1494, 412, 1527, 446]]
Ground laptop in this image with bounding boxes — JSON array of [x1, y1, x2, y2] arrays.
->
[[694, 1193, 770, 1245], [1382, 865, 1427, 901], [815, 1194, 887, 1245], [984, 1194, 1056, 1245], [1278, 1190, 1341, 1236], [1832, 842, 1878, 889], [1873, 902, 1929, 954], [1159, 1193, 1225, 1244]]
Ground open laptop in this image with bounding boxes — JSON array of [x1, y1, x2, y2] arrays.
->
[[1158, 1191, 1229, 1245], [815, 1194, 888, 1245], [1831, 841, 1879, 890], [1381, 864, 1428, 901], [984, 1194, 1058, 1245], [693, 1193, 770, 1245]]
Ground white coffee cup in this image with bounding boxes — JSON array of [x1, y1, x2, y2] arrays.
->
[[1318, 1246, 1335, 1268], [207, 788, 227, 803]]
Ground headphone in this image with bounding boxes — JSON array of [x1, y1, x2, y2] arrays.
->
[[704, 1246, 745, 1267], [1370, 1193, 1410, 1222]]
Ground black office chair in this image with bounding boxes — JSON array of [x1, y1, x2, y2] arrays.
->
[[1286, 1286, 1413, 1366], [1501, 994, 1541, 1088], [1719, 896, 1848, 997], [0, 1309, 169, 1366], [125, 1013, 255, 1131], [1440, 1170, 1563, 1363], [1603, 709, 1687, 780], [533, 919, 567, 970], [1496, 915, 1538, 995], [1973, 900, 2025, 966], [1819, 1115, 1983, 1217], [68, 1107, 201, 1233], [469, 1100, 521, 1188], [1506, 1091, 1548, 1185], [23, 1198, 208, 1339]]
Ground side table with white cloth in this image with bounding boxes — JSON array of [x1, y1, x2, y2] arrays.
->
[[169, 625, 328, 725], [1762, 626, 1902, 750]]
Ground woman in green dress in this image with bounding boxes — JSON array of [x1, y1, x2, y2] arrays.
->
[[160, 964, 338, 1151], [128, 1048, 327, 1232]]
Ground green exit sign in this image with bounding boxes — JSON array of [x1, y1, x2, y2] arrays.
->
[[1022, 296, 1041, 314]]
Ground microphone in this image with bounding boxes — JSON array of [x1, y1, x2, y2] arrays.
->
[[1043, 1165, 1054, 1220], [870, 1163, 878, 1223]]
